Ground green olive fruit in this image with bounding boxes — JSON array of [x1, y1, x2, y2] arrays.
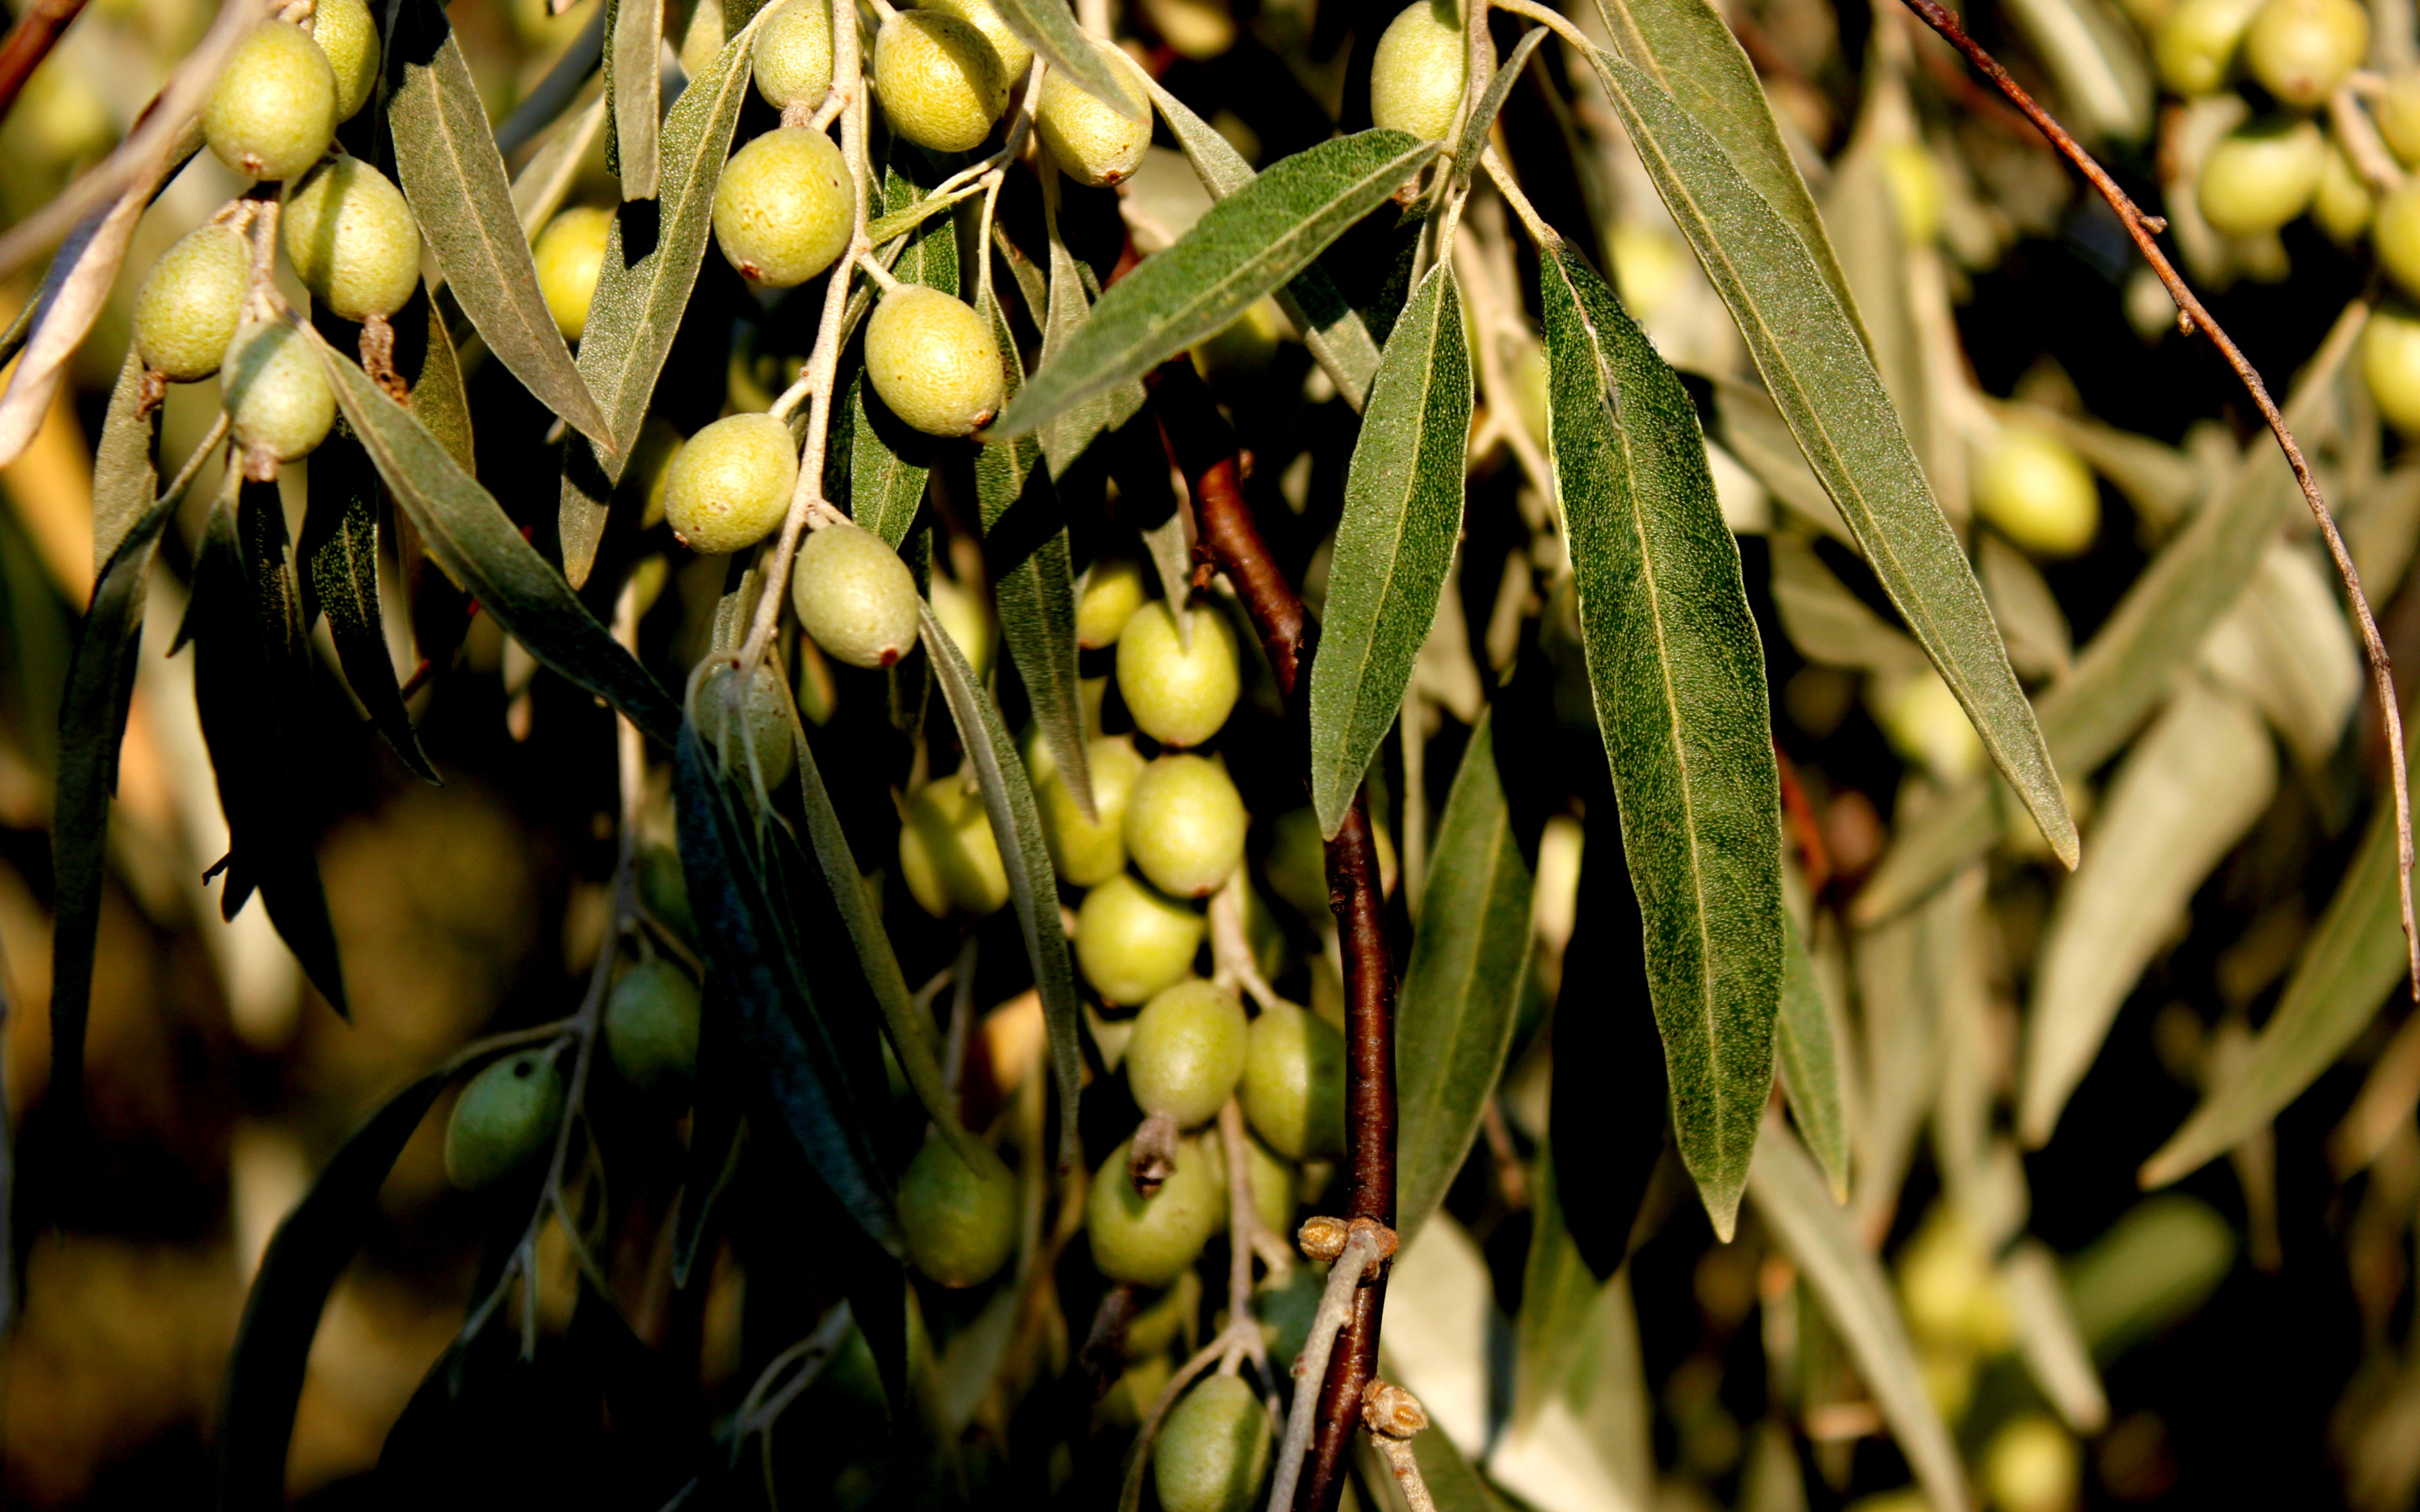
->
[[2375, 181, 2420, 297], [899, 1131, 1018, 1287], [534, 205, 613, 340], [697, 657, 796, 786], [1035, 46, 1150, 187], [2244, 0, 2367, 108], [445, 1050, 566, 1190], [1239, 1003, 1344, 1161], [900, 780, 1010, 917], [1369, 0, 1470, 143], [1078, 557, 1147, 649], [1898, 1208, 2015, 1352], [1870, 670, 1986, 781], [1125, 979, 1249, 1126], [930, 570, 996, 675], [313, 0, 381, 121], [1190, 298, 1286, 386], [874, 11, 1009, 155], [1033, 733, 1146, 887], [222, 321, 336, 462], [790, 521, 923, 668], [662, 412, 798, 554], [283, 157, 422, 323], [2313, 139, 2374, 241], [605, 958, 702, 1100], [2196, 114, 2325, 235], [713, 127, 852, 287], [1264, 806, 1331, 921], [1076, 874, 1204, 1005], [637, 839, 696, 942], [204, 22, 338, 181], [923, 0, 1033, 80], [1139, 0, 1236, 59], [133, 225, 251, 382], [1115, 601, 1240, 748], [1123, 753, 1247, 899], [1125, 1268, 1203, 1358], [865, 283, 1005, 437], [1086, 1135, 1222, 1285], [2380, 69, 2420, 164], [1971, 423, 2099, 559], [1982, 1413, 2081, 1512], [1881, 140, 1944, 247], [2153, 0, 2265, 95], [1154, 1374, 1272, 1512], [2361, 306, 2420, 431], [753, 0, 836, 111]]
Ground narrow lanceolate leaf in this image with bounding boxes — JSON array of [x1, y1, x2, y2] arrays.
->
[[389, 0, 611, 448], [1541, 240, 1780, 1239], [1449, 26, 1549, 188], [1039, 196, 1139, 480], [0, 184, 144, 468], [610, 0, 664, 198], [1776, 911, 1849, 1201], [92, 350, 155, 570], [1749, 1117, 1970, 1512], [1393, 712, 1534, 1247], [921, 605, 1086, 1170], [309, 328, 683, 747], [512, 95, 609, 237], [987, 0, 1141, 119], [1585, 52, 2075, 868], [2019, 680, 2275, 1147], [2141, 774, 2416, 1187], [1308, 260, 1470, 839], [991, 130, 1436, 438], [302, 426, 441, 782]]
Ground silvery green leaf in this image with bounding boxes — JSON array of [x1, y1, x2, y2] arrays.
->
[[1999, 0, 2154, 143], [1776, 911, 1849, 1201], [2001, 1239, 2111, 1433], [511, 95, 608, 239], [1978, 532, 2074, 681], [1768, 533, 1926, 675], [611, 0, 664, 197], [2198, 539, 2361, 772], [987, 0, 1140, 118]]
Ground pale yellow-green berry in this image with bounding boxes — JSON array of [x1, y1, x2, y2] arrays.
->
[[791, 522, 923, 668], [1239, 1002, 1344, 1160], [922, 0, 1033, 81], [1263, 806, 1331, 921], [1076, 874, 1203, 1005], [1982, 1414, 2081, 1512], [1154, 1375, 1272, 1512], [1034, 47, 1151, 187], [2312, 140, 2373, 242], [534, 205, 613, 341], [2243, 0, 2368, 109], [1190, 298, 1286, 386], [1123, 753, 1247, 899], [133, 224, 250, 382], [713, 127, 853, 287], [898, 1131, 1018, 1287], [874, 10, 1010, 155], [604, 958, 702, 1101], [931, 570, 996, 674], [1078, 557, 1147, 649], [1897, 1208, 2015, 1352], [1032, 733, 1145, 886], [2376, 181, 2420, 297], [865, 284, 1005, 437], [2361, 306, 2420, 433], [1870, 670, 1985, 781], [2380, 70, 2420, 164], [1369, 0, 1470, 142], [283, 156, 423, 323], [313, 0, 381, 121], [1881, 140, 1944, 246], [2196, 114, 2325, 236], [899, 780, 1010, 917], [1115, 601, 1239, 748], [753, 0, 836, 112], [1971, 424, 2099, 559], [662, 412, 798, 554], [1125, 979, 1248, 1126], [445, 1050, 566, 1190], [222, 322, 336, 462], [1086, 1136, 1222, 1285], [697, 657, 796, 787], [204, 22, 339, 181], [2153, 0, 2265, 96]]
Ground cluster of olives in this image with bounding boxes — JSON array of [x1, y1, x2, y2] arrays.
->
[[130, 2, 410, 471]]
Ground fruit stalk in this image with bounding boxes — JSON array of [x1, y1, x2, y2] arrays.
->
[[1145, 355, 1397, 1512]]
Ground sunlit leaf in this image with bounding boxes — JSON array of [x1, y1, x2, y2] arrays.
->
[[2000, 1239, 2111, 1433], [609, 0, 664, 198], [987, 0, 1141, 118], [90, 349, 155, 569]]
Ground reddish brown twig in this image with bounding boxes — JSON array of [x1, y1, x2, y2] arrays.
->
[[0, 0, 90, 128], [1902, 0, 2419, 1009], [1145, 357, 1397, 1512]]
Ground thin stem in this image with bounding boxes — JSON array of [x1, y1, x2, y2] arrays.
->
[[1116, 1336, 1234, 1512], [0, 0, 91, 129], [1265, 1225, 1390, 1512], [944, 933, 978, 1097], [1899, 0, 2419, 1005], [1480, 144, 1554, 244], [1216, 1099, 1270, 1377], [855, 251, 900, 292], [2332, 86, 2407, 195]]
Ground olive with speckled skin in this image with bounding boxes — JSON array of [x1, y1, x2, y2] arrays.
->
[[1076, 874, 1203, 1005], [605, 958, 702, 1101], [1078, 558, 1146, 648], [1035, 48, 1150, 186], [2363, 307, 2420, 433], [223, 322, 336, 462], [1123, 754, 1247, 899], [753, 0, 835, 112], [2195, 114, 2325, 236], [714, 127, 852, 287], [1086, 1136, 1222, 1286], [134, 225, 250, 382], [662, 412, 798, 555], [445, 1051, 566, 1190], [923, 0, 1032, 80], [866, 283, 1004, 437], [1116, 601, 1240, 748], [1239, 1002, 1344, 1161], [204, 22, 338, 181], [284, 156, 422, 323], [874, 11, 1009, 154], [2244, 0, 2369, 109], [899, 1131, 1018, 1287], [535, 206, 613, 340], [1369, 0, 1470, 142], [1033, 733, 1145, 887], [314, 0, 381, 121], [1125, 979, 1248, 1127], [899, 780, 1009, 918], [1154, 1375, 1272, 1512], [791, 522, 922, 668]]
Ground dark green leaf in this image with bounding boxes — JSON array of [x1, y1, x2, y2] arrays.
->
[[611, 0, 663, 198], [90, 349, 154, 570], [1776, 911, 1848, 1200], [987, 0, 1140, 118], [1540, 239, 1778, 1239], [1449, 27, 1548, 190], [1307, 260, 1470, 838], [302, 423, 441, 782], [1038, 188, 1140, 480], [1512, 1145, 1599, 1426]]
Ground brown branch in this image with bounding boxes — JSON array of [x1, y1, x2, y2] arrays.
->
[[0, 0, 89, 129], [1144, 356, 1398, 1512], [1902, 0, 2420, 1009]]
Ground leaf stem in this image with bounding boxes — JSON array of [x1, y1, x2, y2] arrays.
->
[[1265, 1220, 1393, 1512]]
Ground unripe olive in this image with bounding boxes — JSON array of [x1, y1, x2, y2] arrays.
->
[[1881, 140, 1944, 247], [284, 157, 422, 323], [2196, 114, 2325, 235], [1190, 298, 1286, 386], [2153, 0, 2265, 95], [2360, 306, 2420, 432], [899, 780, 1010, 917], [923, 0, 1033, 81], [931, 570, 996, 675], [2380, 69, 2420, 164], [1898, 1209, 2015, 1351], [873, 11, 1010, 155], [1369, 0, 1470, 143], [1086, 1135, 1221, 1285], [222, 321, 335, 462], [1203, 1128, 1295, 1239], [204, 22, 338, 181], [605, 957, 702, 1100], [2313, 139, 2373, 241], [2243, 0, 2367, 109], [1033, 733, 1146, 887], [1076, 874, 1204, 1005], [638, 839, 696, 942], [898, 1130, 1018, 1287], [1115, 601, 1240, 748], [1126, 1268, 1203, 1359], [1870, 670, 1985, 781], [662, 412, 799, 554], [1078, 557, 1147, 649], [133, 224, 250, 382], [313, 0, 381, 121], [1034, 47, 1150, 188], [697, 657, 796, 786], [2376, 181, 2420, 297], [445, 1050, 567, 1190], [1982, 1413, 2081, 1512], [1264, 806, 1331, 921], [865, 283, 1005, 438], [713, 127, 852, 287], [1126, 979, 1249, 1126], [791, 521, 922, 668], [753, 0, 836, 112], [1971, 423, 2099, 559], [534, 205, 613, 341], [1239, 1003, 1344, 1161], [1154, 1374, 1272, 1512], [1123, 753, 1247, 899]]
